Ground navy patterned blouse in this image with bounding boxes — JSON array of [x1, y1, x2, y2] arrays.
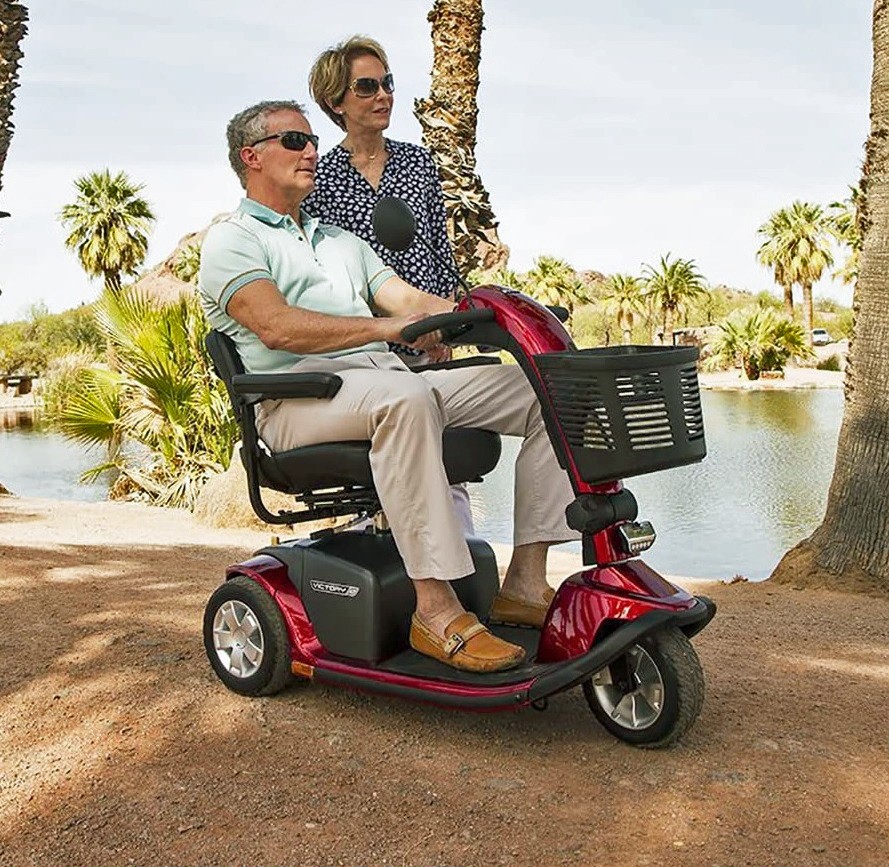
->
[[305, 139, 458, 301]]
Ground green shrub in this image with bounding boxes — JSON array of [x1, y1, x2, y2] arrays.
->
[[704, 308, 813, 379], [41, 353, 99, 418], [816, 354, 842, 371], [0, 303, 103, 375], [48, 289, 238, 509]]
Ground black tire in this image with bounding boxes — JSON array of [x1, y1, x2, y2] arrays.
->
[[203, 575, 292, 697], [582, 626, 704, 748]]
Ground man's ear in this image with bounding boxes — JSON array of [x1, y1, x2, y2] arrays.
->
[[240, 145, 261, 171]]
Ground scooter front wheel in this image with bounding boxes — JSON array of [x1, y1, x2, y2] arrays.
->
[[582, 626, 704, 748], [203, 576, 292, 697]]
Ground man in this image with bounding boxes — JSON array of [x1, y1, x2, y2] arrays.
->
[[199, 100, 578, 673]]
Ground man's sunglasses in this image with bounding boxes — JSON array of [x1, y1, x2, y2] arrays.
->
[[348, 72, 395, 98], [249, 130, 319, 151]]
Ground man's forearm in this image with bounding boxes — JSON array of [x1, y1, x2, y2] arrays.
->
[[262, 306, 394, 355]]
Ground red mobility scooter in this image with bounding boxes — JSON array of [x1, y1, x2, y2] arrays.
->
[[202, 199, 715, 748]]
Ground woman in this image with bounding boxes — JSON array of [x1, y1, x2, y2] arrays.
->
[[306, 35, 474, 534], [305, 35, 457, 327]]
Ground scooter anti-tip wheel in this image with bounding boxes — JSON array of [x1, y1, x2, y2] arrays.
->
[[203, 575, 292, 697], [582, 626, 705, 748]]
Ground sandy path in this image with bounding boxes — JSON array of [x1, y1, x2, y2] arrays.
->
[[1, 495, 887, 867]]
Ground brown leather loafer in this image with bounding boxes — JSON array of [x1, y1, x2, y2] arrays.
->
[[489, 587, 556, 629], [410, 612, 525, 673]]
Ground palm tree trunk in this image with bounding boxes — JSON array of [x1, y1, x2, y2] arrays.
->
[[771, 0, 889, 590], [0, 1, 28, 495], [0, 1, 28, 196], [104, 271, 122, 296], [663, 305, 676, 345], [801, 282, 815, 343], [782, 283, 794, 318], [618, 310, 632, 344], [414, 0, 509, 275]]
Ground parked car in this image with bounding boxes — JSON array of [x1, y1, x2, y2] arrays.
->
[[812, 328, 832, 346]]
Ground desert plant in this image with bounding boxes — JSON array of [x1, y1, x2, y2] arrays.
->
[[828, 185, 862, 285], [0, 303, 103, 375], [467, 265, 525, 289], [171, 242, 202, 285], [49, 288, 237, 508], [525, 255, 591, 318], [642, 254, 707, 343], [756, 200, 835, 338], [705, 308, 813, 379], [816, 354, 842, 372], [602, 274, 644, 344], [59, 169, 155, 295]]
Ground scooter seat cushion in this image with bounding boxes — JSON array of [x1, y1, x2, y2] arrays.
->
[[256, 427, 501, 495]]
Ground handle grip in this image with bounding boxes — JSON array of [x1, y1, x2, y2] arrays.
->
[[400, 307, 495, 344]]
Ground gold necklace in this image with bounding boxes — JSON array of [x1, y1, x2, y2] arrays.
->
[[345, 142, 380, 162]]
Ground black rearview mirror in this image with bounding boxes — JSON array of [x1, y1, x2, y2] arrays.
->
[[372, 197, 416, 252]]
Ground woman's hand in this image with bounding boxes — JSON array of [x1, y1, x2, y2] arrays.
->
[[424, 344, 452, 364]]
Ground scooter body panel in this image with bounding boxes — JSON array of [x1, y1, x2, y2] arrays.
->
[[536, 560, 699, 664], [229, 533, 499, 664], [224, 548, 713, 712], [464, 285, 575, 355]]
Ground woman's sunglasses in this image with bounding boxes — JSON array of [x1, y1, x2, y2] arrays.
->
[[348, 72, 395, 98], [249, 130, 319, 151]]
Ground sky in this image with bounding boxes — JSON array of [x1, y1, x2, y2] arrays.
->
[[0, 0, 873, 319]]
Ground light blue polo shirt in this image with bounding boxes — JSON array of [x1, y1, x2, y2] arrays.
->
[[198, 198, 396, 374]]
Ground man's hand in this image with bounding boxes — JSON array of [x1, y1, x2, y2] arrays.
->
[[381, 312, 443, 351]]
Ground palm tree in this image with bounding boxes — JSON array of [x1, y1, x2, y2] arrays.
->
[[59, 169, 156, 295], [49, 288, 238, 509], [602, 274, 644, 344], [771, 0, 889, 591], [706, 308, 812, 380], [828, 185, 862, 285], [467, 265, 525, 289], [170, 242, 202, 285], [641, 254, 707, 344], [756, 210, 796, 317], [756, 201, 834, 341], [525, 255, 590, 319], [0, 1, 28, 197], [414, 0, 509, 274]]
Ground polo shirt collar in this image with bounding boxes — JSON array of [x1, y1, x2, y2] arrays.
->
[[239, 197, 321, 237]]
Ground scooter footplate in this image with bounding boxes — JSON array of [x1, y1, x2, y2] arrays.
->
[[373, 625, 545, 686]]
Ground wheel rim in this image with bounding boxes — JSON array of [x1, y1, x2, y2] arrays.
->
[[212, 600, 265, 678], [590, 644, 664, 730]]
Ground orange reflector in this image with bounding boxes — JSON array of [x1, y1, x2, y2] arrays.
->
[[291, 661, 315, 679]]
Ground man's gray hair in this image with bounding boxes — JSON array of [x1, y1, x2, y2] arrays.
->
[[226, 100, 307, 188]]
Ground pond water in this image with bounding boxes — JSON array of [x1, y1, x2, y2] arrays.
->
[[1, 390, 844, 580], [468, 390, 843, 581]]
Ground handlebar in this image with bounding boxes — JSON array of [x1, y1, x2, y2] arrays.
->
[[400, 307, 495, 344]]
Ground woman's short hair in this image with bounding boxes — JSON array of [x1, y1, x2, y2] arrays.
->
[[309, 35, 390, 131], [226, 100, 306, 188]]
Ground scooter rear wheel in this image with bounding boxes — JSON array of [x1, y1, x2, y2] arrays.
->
[[582, 626, 704, 748], [203, 576, 292, 696]]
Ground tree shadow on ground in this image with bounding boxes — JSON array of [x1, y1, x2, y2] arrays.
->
[[2, 544, 889, 867]]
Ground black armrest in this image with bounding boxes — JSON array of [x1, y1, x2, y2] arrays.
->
[[230, 372, 343, 403], [411, 355, 502, 373]]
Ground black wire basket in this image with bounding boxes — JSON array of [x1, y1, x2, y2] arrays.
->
[[534, 345, 706, 483]]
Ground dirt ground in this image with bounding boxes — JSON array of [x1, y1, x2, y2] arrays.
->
[[1, 495, 888, 867]]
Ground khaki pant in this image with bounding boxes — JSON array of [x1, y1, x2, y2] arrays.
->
[[256, 352, 579, 581], [401, 351, 474, 535]]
